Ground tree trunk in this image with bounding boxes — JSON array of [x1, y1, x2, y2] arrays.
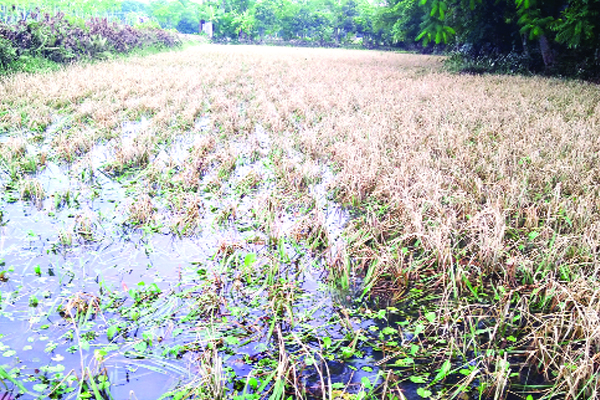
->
[[521, 34, 529, 57], [539, 34, 555, 68]]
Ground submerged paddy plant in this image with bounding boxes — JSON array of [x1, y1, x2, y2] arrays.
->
[[127, 193, 156, 227], [19, 177, 45, 207]]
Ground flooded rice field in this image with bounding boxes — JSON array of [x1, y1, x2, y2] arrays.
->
[[0, 116, 411, 399], [2, 44, 597, 400]]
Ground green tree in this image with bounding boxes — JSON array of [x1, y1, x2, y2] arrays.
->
[[373, 0, 422, 45], [253, 0, 280, 37]]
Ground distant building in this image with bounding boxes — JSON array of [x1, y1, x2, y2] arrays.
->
[[199, 20, 213, 38]]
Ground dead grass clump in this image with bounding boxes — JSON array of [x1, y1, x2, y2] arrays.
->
[[193, 346, 226, 400], [74, 212, 99, 241], [211, 146, 237, 182], [189, 135, 216, 169], [61, 292, 101, 320], [52, 129, 95, 162], [215, 240, 243, 258], [251, 193, 281, 240], [109, 131, 155, 173], [214, 204, 237, 226], [175, 134, 217, 191], [523, 280, 600, 399], [176, 164, 201, 192], [19, 177, 45, 207], [127, 194, 156, 226], [235, 170, 261, 198], [296, 213, 329, 251], [271, 153, 319, 194], [0, 137, 27, 161], [466, 202, 506, 267], [170, 193, 203, 236], [57, 226, 73, 246]]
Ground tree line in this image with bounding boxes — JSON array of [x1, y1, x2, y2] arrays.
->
[[1, 0, 598, 78]]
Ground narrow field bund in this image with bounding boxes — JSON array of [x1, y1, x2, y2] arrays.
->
[[0, 45, 600, 399]]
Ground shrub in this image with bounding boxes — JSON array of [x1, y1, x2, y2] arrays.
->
[[0, 11, 181, 73], [445, 43, 542, 75], [0, 35, 18, 68]]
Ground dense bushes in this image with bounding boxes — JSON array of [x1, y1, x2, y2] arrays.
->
[[0, 35, 18, 68], [414, 0, 600, 80], [0, 11, 181, 72], [447, 45, 600, 81]]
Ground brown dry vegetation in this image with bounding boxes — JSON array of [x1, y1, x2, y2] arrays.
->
[[1, 45, 600, 398]]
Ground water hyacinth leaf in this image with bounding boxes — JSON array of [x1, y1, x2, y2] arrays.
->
[[33, 383, 48, 392], [107, 325, 119, 341], [2, 350, 16, 357], [414, 324, 425, 336], [381, 326, 396, 335], [149, 283, 161, 293], [248, 376, 259, 390], [45, 342, 58, 352], [432, 359, 452, 383], [425, 312, 436, 323], [361, 376, 373, 389], [98, 374, 110, 390], [134, 341, 148, 352], [172, 328, 183, 337], [409, 375, 428, 384], [410, 344, 419, 356], [244, 253, 257, 268], [224, 336, 240, 346], [394, 357, 414, 367], [341, 346, 354, 358], [45, 364, 66, 373]]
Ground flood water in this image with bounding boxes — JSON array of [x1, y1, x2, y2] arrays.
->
[[0, 117, 410, 399]]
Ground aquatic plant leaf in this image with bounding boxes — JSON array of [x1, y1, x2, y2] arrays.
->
[[432, 359, 452, 383], [409, 375, 427, 383], [107, 325, 119, 341]]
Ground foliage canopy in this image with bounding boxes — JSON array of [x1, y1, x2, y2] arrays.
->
[[1, 0, 598, 76]]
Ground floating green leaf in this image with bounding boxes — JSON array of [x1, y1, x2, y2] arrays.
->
[[107, 325, 119, 341]]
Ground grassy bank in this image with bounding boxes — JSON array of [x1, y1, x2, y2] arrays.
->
[[1, 45, 599, 399]]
